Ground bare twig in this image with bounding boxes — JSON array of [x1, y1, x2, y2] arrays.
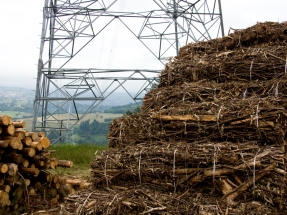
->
[[141, 206, 167, 214]]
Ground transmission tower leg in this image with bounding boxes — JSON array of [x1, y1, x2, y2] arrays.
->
[[218, 0, 225, 36]]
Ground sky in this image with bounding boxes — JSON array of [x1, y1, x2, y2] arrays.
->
[[0, 0, 286, 90]]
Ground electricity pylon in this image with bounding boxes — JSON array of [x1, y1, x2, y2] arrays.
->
[[33, 0, 224, 143]]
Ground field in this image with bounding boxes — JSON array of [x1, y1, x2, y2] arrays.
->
[[79, 112, 122, 123], [13, 112, 122, 131], [48, 144, 108, 179], [0, 111, 32, 119]]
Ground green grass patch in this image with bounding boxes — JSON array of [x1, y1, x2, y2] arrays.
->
[[48, 143, 108, 179]]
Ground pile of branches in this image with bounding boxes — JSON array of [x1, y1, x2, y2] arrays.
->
[[60, 185, 276, 215], [76, 22, 287, 214], [159, 22, 287, 87], [87, 141, 285, 214], [108, 93, 287, 147]]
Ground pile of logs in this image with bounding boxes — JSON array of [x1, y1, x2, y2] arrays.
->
[[85, 22, 287, 214], [0, 115, 86, 209]]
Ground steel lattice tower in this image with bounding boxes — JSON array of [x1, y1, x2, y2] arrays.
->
[[33, 0, 224, 143]]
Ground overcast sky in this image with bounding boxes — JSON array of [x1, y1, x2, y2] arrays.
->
[[0, 0, 286, 89]]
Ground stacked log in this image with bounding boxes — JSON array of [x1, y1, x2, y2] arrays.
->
[[0, 116, 84, 209], [86, 22, 287, 214]]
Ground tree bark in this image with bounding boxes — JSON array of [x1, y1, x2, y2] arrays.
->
[[19, 167, 40, 176], [0, 136, 20, 149], [58, 160, 73, 168], [21, 148, 36, 157], [0, 115, 12, 126], [12, 121, 26, 128], [1, 124, 15, 136]]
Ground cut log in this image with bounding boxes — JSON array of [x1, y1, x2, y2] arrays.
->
[[29, 164, 36, 169], [38, 171, 53, 182], [59, 184, 75, 197], [7, 163, 18, 176], [58, 177, 67, 185], [12, 121, 26, 128], [0, 115, 11, 126], [15, 128, 30, 136], [2, 153, 23, 164], [34, 160, 45, 167], [30, 141, 42, 151], [39, 137, 50, 149], [0, 163, 8, 173], [33, 151, 50, 161], [50, 157, 59, 166], [52, 175, 59, 184], [0, 178, 4, 186], [14, 130, 26, 139], [38, 131, 46, 137], [28, 132, 39, 141], [18, 167, 40, 176], [21, 158, 29, 168], [17, 142, 23, 150], [58, 160, 73, 168], [0, 191, 10, 206], [0, 185, 11, 193], [21, 136, 32, 147], [49, 160, 56, 169], [0, 136, 21, 149], [53, 182, 61, 189], [21, 148, 36, 157], [0, 140, 8, 148], [1, 124, 15, 135], [66, 179, 85, 189], [44, 161, 51, 169]]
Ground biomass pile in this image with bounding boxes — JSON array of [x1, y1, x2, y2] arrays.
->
[[60, 22, 287, 214], [0, 115, 87, 213]]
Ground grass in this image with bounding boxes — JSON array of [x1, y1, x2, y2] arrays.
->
[[48, 143, 108, 179]]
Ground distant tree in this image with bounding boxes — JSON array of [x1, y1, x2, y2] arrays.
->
[[125, 106, 141, 116]]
